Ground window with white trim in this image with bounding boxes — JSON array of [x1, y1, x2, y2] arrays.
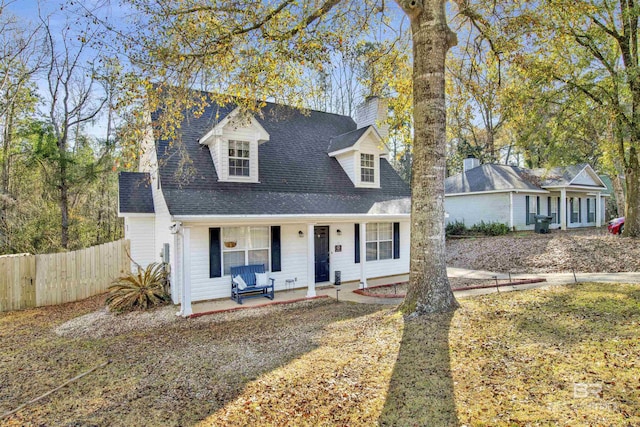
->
[[228, 140, 250, 177], [571, 197, 579, 223], [360, 153, 375, 183], [366, 223, 393, 261], [526, 196, 538, 225], [222, 226, 269, 275], [588, 197, 596, 222], [549, 197, 556, 224]]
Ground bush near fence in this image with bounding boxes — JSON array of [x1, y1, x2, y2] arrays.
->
[[0, 239, 130, 312]]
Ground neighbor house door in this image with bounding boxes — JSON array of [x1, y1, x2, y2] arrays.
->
[[314, 226, 330, 282]]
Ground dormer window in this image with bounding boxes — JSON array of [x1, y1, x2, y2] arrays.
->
[[328, 125, 387, 189], [361, 154, 375, 183], [198, 107, 269, 183], [229, 140, 250, 177]]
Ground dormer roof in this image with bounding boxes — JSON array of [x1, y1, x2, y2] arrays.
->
[[198, 107, 270, 146], [327, 125, 388, 157]]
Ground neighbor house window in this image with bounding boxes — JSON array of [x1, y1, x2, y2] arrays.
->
[[588, 198, 596, 222], [548, 197, 556, 224], [360, 153, 375, 183], [571, 197, 580, 223], [222, 226, 269, 275], [525, 195, 538, 225], [228, 140, 250, 177], [366, 223, 392, 261]]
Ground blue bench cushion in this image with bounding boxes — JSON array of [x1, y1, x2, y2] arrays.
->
[[230, 264, 275, 304]]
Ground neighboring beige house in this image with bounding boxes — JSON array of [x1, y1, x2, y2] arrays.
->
[[445, 158, 609, 231]]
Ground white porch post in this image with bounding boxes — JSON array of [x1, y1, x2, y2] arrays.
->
[[560, 188, 567, 230], [596, 192, 602, 227], [306, 223, 316, 298], [180, 227, 192, 317], [172, 228, 182, 305], [509, 192, 514, 230], [360, 222, 367, 289]]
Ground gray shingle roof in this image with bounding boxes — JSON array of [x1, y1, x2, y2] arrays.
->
[[152, 100, 410, 216], [118, 172, 154, 213], [445, 164, 543, 194], [327, 126, 371, 153]]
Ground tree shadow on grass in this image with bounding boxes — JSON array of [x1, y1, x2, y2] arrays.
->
[[1, 299, 384, 426], [379, 310, 458, 427]]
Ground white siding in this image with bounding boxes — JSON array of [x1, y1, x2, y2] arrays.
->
[[184, 220, 410, 303], [124, 217, 156, 269], [572, 169, 599, 186], [208, 142, 221, 176], [330, 221, 410, 283], [335, 152, 356, 185], [446, 193, 511, 228]]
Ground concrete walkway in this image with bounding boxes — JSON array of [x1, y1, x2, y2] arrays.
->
[[190, 269, 640, 316]]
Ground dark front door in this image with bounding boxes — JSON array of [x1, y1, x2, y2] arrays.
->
[[314, 226, 330, 282]]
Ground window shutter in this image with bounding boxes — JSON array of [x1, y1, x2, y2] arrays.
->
[[536, 196, 540, 215], [209, 228, 222, 278], [547, 197, 551, 216], [557, 197, 561, 224], [525, 196, 530, 225], [587, 199, 591, 221], [393, 222, 400, 259], [271, 226, 281, 272], [354, 224, 360, 264]]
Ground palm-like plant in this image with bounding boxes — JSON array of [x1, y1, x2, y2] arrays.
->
[[106, 262, 170, 312]]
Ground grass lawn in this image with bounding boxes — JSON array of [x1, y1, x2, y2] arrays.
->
[[1, 283, 639, 426]]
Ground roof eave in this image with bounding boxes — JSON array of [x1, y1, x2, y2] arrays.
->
[[172, 212, 411, 224]]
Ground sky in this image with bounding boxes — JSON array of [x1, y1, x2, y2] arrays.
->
[[6, 0, 122, 139]]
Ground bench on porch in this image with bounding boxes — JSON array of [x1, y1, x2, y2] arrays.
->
[[230, 264, 275, 304]]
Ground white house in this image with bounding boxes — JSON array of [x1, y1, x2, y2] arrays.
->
[[445, 157, 610, 231], [118, 96, 411, 316]]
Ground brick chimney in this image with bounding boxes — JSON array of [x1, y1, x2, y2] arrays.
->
[[355, 96, 389, 140]]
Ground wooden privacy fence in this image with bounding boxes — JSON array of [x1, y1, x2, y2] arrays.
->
[[0, 239, 130, 312]]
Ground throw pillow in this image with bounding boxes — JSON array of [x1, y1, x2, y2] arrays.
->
[[233, 275, 247, 290], [255, 272, 268, 287]]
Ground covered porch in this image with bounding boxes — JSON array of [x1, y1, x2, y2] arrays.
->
[[169, 214, 410, 317]]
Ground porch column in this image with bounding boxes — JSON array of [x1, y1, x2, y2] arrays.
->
[[560, 188, 567, 230], [172, 227, 182, 306], [596, 192, 602, 227], [306, 223, 316, 298], [180, 227, 192, 317], [360, 222, 367, 288], [509, 192, 514, 230]]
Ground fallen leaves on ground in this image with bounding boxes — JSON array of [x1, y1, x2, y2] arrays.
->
[[2, 282, 639, 426], [447, 228, 639, 273]]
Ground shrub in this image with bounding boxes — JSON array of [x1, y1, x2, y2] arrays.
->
[[470, 221, 510, 236], [106, 262, 170, 312], [446, 220, 467, 236]]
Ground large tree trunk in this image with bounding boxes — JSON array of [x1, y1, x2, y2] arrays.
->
[[624, 146, 639, 236], [59, 165, 70, 250], [397, 0, 459, 315]]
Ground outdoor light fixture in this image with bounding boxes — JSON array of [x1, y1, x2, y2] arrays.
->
[[298, 230, 304, 238], [336, 229, 342, 236]]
